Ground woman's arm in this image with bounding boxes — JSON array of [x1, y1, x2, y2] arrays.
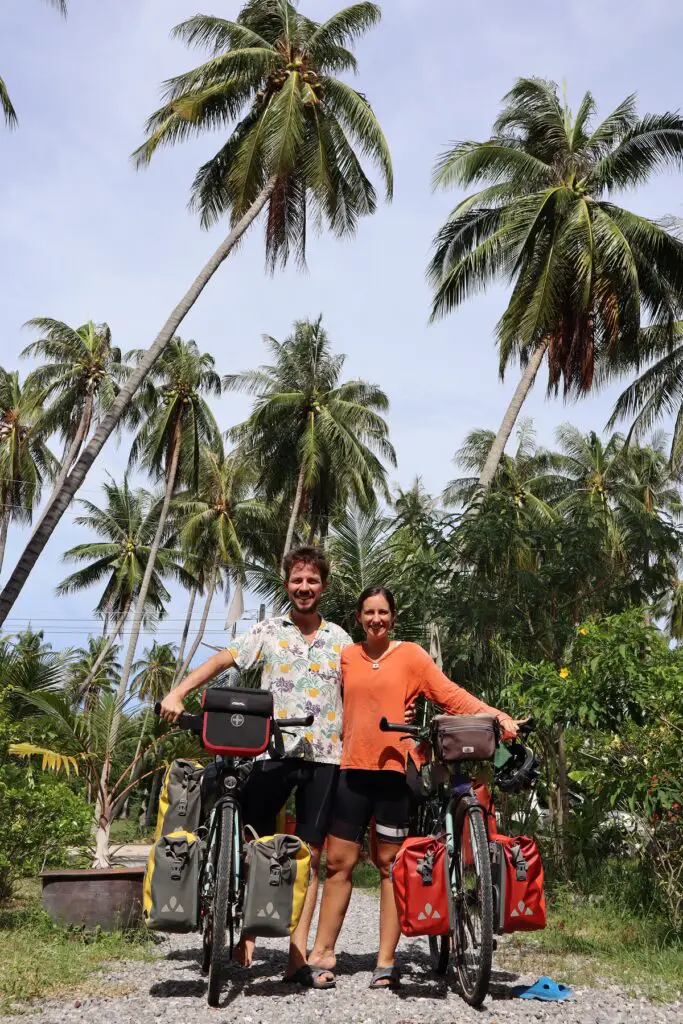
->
[[413, 648, 518, 740]]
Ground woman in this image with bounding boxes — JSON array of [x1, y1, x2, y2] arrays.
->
[[308, 587, 519, 990]]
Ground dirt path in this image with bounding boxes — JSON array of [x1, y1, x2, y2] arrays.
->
[[3, 890, 679, 1023]]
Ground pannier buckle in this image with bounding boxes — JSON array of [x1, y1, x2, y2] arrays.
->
[[417, 851, 434, 885]]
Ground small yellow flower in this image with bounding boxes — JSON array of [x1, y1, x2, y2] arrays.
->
[[333, 644, 341, 653], [327, 711, 336, 722], [579, 627, 588, 636], [305, 731, 314, 743], [280, 664, 290, 673], [277, 709, 288, 719], [559, 667, 570, 679], [308, 688, 320, 698], [310, 663, 320, 672], [331, 733, 339, 743], [228, 647, 238, 659], [279, 640, 289, 649], [328, 660, 337, 670]]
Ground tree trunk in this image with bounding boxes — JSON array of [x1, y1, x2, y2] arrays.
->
[[145, 761, 163, 828], [0, 180, 276, 627], [30, 394, 94, 541], [554, 724, 572, 876], [79, 599, 131, 706], [281, 462, 307, 571], [112, 705, 151, 820], [0, 513, 8, 578], [177, 567, 217, 679], [478, 340, 549, 491], [112, 433, 182, 735], [174, 585, 197, 683]]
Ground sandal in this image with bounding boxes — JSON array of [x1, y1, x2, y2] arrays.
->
[[369, 965, 401, 990], [284, 965, 336, 990]]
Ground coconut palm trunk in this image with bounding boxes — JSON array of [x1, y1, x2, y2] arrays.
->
[[177, 565, 217, 679], [0, 180, 275, 627], [92, 429, 183, 861], [31, 392, 94, 539], [80, 599, 131, 707], [282, 463, 307, 569], [0, 513, 8, 577], [174, 585, 197, 683], [478, 340, 548, 491]]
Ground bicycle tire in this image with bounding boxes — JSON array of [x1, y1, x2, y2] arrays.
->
[[428, 934, 450, 974], [451, 799, 493, 1007], [207, 802, 234, 1008]]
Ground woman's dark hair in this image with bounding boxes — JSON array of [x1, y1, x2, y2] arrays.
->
[[356, 586, 396, 616]]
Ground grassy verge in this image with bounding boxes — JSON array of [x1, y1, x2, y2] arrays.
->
[[110, 818, 155, 845], [499, 889, 683, 1003], [0, 879, 155, 1012]]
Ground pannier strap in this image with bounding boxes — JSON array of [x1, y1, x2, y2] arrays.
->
[[164, 841, 190, 881], [416, 851, 434, 886], [509, 844, 528, 882], [269, 855, 293, 886]]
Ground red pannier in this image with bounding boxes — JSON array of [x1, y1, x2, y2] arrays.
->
[[391, 836, 450, 937], [489, 832, 546, 933]]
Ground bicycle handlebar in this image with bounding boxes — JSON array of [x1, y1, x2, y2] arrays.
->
[[153, 703, 314, 731]]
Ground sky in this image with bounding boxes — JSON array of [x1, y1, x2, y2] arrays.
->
[[2, 0, 683, 658]]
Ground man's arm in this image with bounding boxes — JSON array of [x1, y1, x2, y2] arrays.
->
[[159, 649, 236, 723]]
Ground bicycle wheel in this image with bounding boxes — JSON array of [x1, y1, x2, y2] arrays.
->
[[207, 802, 234, 1008], [451, 800, 493, 1007]]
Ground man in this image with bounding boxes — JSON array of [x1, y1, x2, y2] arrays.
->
[[159, 546, 351, 988]]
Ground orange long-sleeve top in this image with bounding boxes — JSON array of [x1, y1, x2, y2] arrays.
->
[[340, 641, 501, 773]]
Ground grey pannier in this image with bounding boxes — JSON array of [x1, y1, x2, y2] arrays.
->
[[242, 834, 311, 938], [143, 830, 201, 932], [154, 758, 203, 840], [433, 713, 498, 762]]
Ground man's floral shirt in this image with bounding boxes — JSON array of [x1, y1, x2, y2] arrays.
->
[[228, 615, 352, 764]]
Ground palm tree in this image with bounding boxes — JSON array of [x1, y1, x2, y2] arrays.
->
[[0, 370, 57, 574], [56, 476, 189, 690], [608, 321, 683, 467], [0, 0, 391, 625], [131, 641, 177, 705], [321, 504, 394, 634], [428, 78, 683, 490], [174, 444, 274, 677], [67, 635, 121, 710], [114, 338, 221, 724], [443, 419, 557, 513], [1, 1, 67, 128], [225, 316, 396, 564], [21, 318, 129, 530]]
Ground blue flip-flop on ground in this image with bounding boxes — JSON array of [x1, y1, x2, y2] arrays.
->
[[511, 976, 573, 1001]]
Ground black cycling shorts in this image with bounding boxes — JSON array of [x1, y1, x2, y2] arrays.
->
[[329, 768, 416, 845], [241, 759, 339, 847]]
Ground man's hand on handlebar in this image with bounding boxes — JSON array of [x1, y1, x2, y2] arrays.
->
[[159, 690, 186, 724]]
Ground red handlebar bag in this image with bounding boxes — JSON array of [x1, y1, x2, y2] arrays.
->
[[489, 832, 546, 932], [391, 836, 450, 937], [201, 686, 273, 756]]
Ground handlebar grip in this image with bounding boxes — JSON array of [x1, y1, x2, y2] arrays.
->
[[153, 702, 202, 734], [379, 716, 420, 735], [279, 714, 314, 728]]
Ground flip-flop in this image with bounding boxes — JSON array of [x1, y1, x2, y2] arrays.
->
[[284, 965, 336, 990], [369, 965, 401, 990], [511, 976, 572, 1001]]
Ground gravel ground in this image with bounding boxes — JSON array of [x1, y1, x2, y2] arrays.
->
[[3, 891, 680, 1024]]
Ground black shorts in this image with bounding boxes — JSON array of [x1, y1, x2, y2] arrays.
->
[[240, 759, 339, 847], [329, 768, 416, 845]]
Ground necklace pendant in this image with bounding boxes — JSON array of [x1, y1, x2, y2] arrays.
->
[[372, 662, 380, 670]]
